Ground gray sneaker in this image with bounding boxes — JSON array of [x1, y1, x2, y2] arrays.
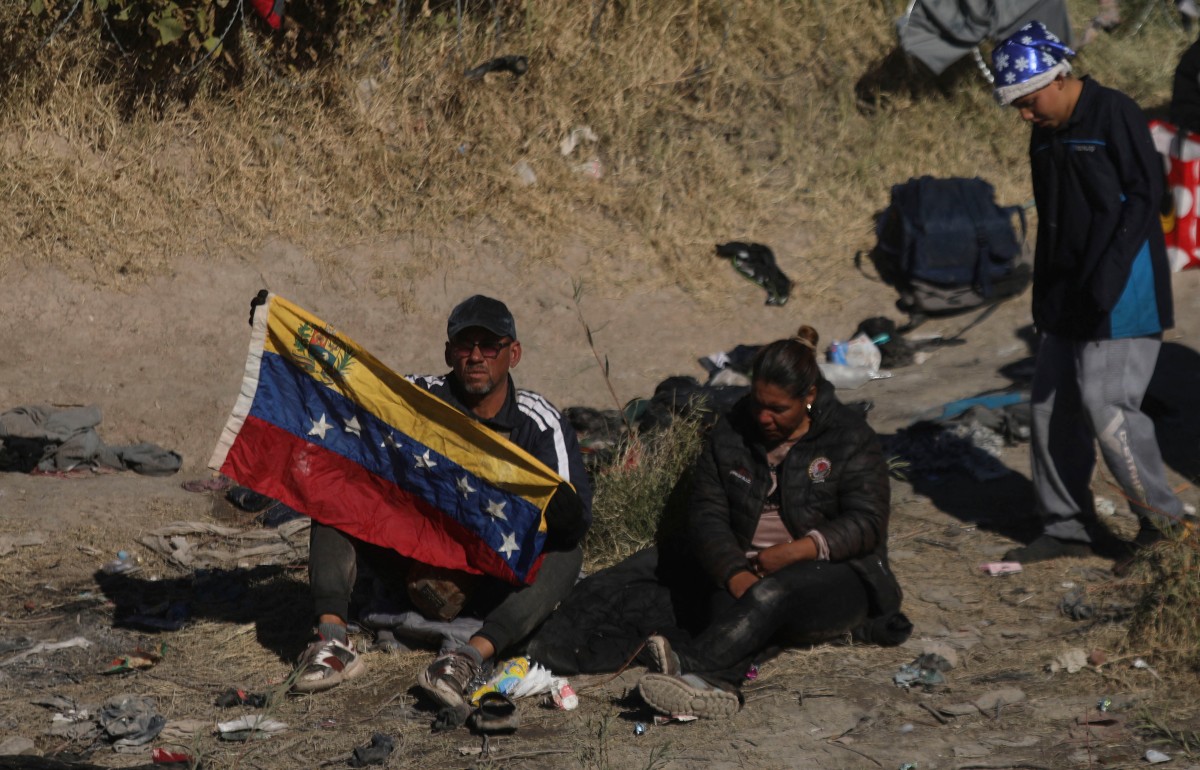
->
[[645, 634, 681, 676], [417, 650, 479, 709], [638, 673, 740, 719]]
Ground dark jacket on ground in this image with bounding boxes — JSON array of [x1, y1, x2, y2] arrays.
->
[[687, 380, 902, 616], [1029, 76, 1174, 341], [408, 372, 593, 547]]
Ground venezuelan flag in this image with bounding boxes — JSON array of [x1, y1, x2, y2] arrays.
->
[[209, 293, 563, 585]]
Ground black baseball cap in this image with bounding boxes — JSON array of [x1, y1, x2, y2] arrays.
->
[[447, 295, 517, 340]]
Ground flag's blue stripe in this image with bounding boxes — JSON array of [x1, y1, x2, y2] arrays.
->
[[249, 350, 546, 576]]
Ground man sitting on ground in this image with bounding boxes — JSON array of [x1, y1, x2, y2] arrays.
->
[[292, 295, 592, 711]]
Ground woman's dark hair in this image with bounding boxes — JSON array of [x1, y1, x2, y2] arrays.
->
[[751, 325, 822, 398]]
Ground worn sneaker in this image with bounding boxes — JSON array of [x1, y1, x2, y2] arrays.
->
[[1002, 534, 1095, 564], [417, 650, 479, 710], [291, 638, 364, 693], [645, 634, 681, 676], [638, 673, 740, 719]]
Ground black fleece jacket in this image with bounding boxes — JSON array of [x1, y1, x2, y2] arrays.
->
[[1028, 76, 1174, 340]]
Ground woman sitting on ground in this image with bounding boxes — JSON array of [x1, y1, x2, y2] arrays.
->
[[636, 326, 909, 719]]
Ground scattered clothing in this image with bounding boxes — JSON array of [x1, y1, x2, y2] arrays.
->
[[0, 405, 181, 475], [714, 242, 793, 306]]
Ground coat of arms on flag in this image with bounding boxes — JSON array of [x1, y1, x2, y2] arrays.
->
[[208, 293, 564, 585]]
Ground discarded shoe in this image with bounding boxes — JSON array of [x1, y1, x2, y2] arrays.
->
[[638, 673, 740, 719], [1002, 534, 1095, 564], [348, 732, 396, 767], [645, 634, 680, 676], [467, 692, 519, 734], [291, 638, 364, 693], [418, 649, 480, 710]]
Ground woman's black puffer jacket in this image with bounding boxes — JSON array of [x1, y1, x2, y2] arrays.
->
[[687, 380, 903, 618]]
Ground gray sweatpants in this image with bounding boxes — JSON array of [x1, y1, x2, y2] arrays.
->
[[1031, 334, 1184, 542]]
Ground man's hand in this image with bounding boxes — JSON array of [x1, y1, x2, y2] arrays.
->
[[248, 289, 268, 327], [727, 570, 759, 599]]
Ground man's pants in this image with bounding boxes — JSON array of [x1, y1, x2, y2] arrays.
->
[[309, 521, 582, 654], [1031, 334, 1184, 542]]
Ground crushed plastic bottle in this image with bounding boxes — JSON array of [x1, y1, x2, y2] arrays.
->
[[101, 550, 141, 575], [550, 678, 578, 710]]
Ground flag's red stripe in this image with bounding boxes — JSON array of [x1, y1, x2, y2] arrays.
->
[[222, 415, 537, 584]]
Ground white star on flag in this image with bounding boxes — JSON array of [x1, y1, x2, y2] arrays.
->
[[380, 433, 398, 449], [498, 532, 520, 558], [485, 499, 508, 521], [344, 416, 362, 436], [414, 450, 437, 470], [308, 414, 333, 440], [457, 476, 477, 497]]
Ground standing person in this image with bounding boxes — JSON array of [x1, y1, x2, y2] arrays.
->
[[991, 22, 1186, 564], [292, 295, 592, 712], [636, 327, 909, 719]]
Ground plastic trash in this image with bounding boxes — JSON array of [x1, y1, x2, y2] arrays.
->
[[979, 561, 1022, 576], [101, 550, 142, 575], [513, 160, 537, 187], [550, 677, 578, 710], [844, 334, 882, 371], [1146, 749, 1171, 763], [217, 714, 287, 741], [819, 363, 892, 390], [470, 657, 554, 704], [634, 722, 647, 736]]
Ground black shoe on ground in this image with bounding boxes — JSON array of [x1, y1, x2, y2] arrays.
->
[[1112, 522, 1168, 577], [1003, 534, 1096, 564]]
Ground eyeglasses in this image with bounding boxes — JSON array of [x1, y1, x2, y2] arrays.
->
[[450, 339, 513, 359]]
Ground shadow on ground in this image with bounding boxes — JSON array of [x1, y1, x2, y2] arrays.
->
[[94, 565, 312, 662], [884, 332, 1200, 548]]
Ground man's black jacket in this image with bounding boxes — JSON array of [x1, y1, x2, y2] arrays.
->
[[408, 373, 592, 546]]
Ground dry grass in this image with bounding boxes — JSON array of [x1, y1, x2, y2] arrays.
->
[[3, 1, 1186, 303], [585, 413, 705, 571], [1122, 531, 1200, 666]]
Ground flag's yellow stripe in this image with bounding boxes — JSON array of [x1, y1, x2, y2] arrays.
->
[[262, 295, 561, 517]]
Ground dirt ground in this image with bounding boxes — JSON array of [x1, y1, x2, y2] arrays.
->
[[4, 244, 1200, 769]]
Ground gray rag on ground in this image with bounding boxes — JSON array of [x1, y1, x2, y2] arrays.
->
[[0, 404, 181, 475], [899, 0, 1073, 75]]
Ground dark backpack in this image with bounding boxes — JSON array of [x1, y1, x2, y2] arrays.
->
[[867, 176, 1031, 316]]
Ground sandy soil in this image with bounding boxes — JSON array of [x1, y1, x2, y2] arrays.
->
[[3, 242, 1200, 769]]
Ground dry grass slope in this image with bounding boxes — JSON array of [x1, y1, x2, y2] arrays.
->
[[2, 0, 1184, 305]]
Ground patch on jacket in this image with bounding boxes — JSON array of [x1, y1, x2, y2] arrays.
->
[[808, 457, 832, 483], [728, 467, 752, 485]]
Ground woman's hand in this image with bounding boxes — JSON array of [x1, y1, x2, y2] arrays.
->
[[727, 570, 760, 599], [750, 537, 818, 576]]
